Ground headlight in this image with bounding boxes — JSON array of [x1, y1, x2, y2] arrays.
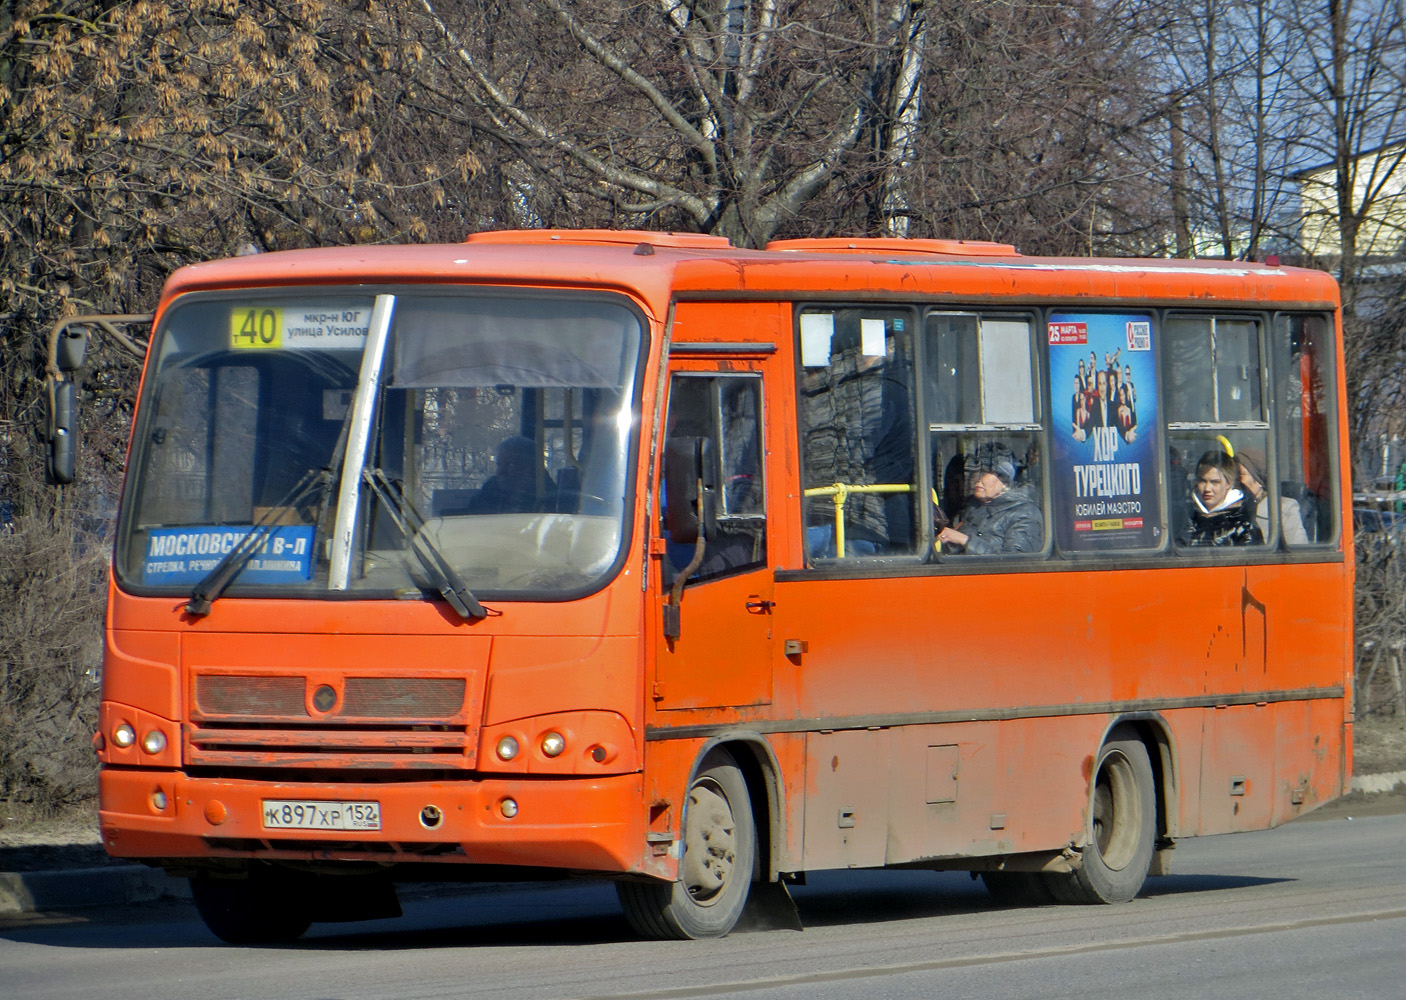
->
[[112, 724, 136, 749], [496, 735, 520, 761], [540, 732, 566, 758], [141, 729, 168, 755]]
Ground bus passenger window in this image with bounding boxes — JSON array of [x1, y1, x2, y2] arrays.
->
[[1270, 314, 1336, 545], [1166, 315, 1273, 548], [926, 312, 1045, 557], [661, 373, 767, 585], [799, 308, 918, 559], [935, 439, 1044, 555]]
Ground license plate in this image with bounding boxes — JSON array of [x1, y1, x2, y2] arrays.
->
[[261, 799, 381, 831]]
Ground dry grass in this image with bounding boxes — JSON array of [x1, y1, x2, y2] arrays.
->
[[0, 495, 106, 809], [0, 799, 99, 848], [1356, 530, 1406, 723]]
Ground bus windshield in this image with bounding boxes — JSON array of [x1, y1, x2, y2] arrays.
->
[[116, 289, 644, 603]]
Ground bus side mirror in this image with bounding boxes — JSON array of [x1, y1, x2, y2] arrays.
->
[[664, 436, 715, 543], [47, 378, 77, 484]]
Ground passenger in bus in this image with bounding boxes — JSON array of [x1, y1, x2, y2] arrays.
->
[[941, 452, 969, 527], [1236, 448, 1309, 545], [465, 435, 556, 514], [936, 445, 1042, 555], [1180, 450, 1263, 546], [1018, 441, 1043, 492]]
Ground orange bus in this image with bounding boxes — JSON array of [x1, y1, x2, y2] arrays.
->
[[88, 230, 1351, 942]]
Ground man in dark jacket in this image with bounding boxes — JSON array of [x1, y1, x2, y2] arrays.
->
[[936, 444, 1043, 554], [1180, 450, 1262, 546], [466, 435, 556, 514]]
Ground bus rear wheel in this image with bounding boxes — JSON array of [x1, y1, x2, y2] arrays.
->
[[190, 866, 312, 944], [1049, 730, 1155, 904], [617, 748, 756, 939]]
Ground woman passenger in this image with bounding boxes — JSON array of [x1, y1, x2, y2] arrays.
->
[[1180, 450, 1262, 546], [1236, 447, 1309, 545]]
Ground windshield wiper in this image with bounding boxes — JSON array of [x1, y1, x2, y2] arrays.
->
[[186, 401, 357, 618], [362, 466, 487, 621], [184, 466, 326, 617]]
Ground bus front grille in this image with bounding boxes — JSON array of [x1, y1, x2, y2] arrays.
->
[[194, 674, 469, 721], [188, 673, 476, 770], [184, 722, 474, 770]]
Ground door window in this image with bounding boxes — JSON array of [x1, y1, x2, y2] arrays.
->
[[661, 373, 767, 585]]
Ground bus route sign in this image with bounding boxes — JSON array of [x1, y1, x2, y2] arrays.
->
[[142, 525, 315, 585]]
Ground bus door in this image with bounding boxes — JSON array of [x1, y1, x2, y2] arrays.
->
[[654, 365, 773, 710]]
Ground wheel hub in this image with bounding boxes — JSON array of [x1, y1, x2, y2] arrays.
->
[[682, 779, 737, 904]]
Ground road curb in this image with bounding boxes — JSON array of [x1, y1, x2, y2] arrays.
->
[[0, 865, 190, 916], [1351, 769, 1406, 795]]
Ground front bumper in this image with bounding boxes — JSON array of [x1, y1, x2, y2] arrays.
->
[[99, 767, 647, 875]]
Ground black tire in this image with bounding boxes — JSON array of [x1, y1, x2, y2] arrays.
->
[[190, 867, 313, 944], [617, 748, 756, 939], [981, 870, 1056, 907], [1049, 729, 1155, 904]]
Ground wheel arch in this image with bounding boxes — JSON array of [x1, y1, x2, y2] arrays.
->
[[690, 731, 785, 882], [1102, 713, 1180, 845]]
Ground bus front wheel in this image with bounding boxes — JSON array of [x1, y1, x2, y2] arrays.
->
[[1049, 730, 1155, 904], [190, 866, 312, 944], [617, 748, 756, 939]]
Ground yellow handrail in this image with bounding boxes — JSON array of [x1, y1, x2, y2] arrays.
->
[[802, 482, 913, 557]]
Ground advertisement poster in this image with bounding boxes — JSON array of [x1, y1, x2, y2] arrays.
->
[[1048, 313, 1160, 550]]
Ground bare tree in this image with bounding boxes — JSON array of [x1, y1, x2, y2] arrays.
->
[[889, 1, 1161, 255], [1139, 0, 1304, 260], [1282, 0, 1406, 300], [414, 0, 942, 246], [1262, 0, 1406, 480], [0, 0, 483, 495], [0, 0, 484, 805], [413, 0, 1161, 251]]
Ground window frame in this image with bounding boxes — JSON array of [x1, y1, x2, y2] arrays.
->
[[1161, 310, 1275, 551], [115, 285, 650, 604], [785, 298, 1343, 580], [794, 304, 923, 564], [1265, 310, 1341, 548], [922, 308, 1049, 561], [660, 369, 769, 587]]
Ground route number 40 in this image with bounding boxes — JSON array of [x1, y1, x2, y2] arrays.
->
[[231, 307, 282, 349]]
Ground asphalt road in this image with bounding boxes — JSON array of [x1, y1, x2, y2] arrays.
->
[[2, 810, 1404, 1000]]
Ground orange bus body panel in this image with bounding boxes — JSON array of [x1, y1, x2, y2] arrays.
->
[[97, 236, 1350, 904]]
